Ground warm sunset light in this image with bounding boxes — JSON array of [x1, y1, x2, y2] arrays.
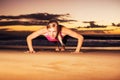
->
[[0, 0, 120, 26], [0, 25, 44, 31], [0, 1, 120, 80], [0, 0, 120, 38]]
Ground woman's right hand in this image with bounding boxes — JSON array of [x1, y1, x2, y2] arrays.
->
[[25, 50, 36, 53]]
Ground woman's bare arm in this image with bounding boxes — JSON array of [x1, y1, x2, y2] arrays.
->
[[62, 27, 84, 53], [26, 28, 47, 53]]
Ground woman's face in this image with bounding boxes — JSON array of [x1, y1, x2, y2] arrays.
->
[[47, 22, 58, 38]]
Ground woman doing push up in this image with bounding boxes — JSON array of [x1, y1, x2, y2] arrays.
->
[[26, 20, 84, 53]]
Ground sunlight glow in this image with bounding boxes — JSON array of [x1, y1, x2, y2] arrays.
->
[[0, 25, 44, 31]]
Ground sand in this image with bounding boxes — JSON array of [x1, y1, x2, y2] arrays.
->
[[0, 48, 120, 80]]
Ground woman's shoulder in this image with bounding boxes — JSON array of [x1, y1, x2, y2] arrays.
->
[[35, 26, 48, 34], [61, 26, 71, 34], [61, 26, 69, 30], [38, 26, 47, 31]]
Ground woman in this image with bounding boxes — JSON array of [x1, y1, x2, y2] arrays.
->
[[26, 20, 84, 53]]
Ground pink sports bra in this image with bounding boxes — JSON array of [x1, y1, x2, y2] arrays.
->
[[44, 32, 63, 42], [45, 35, 58, 42]]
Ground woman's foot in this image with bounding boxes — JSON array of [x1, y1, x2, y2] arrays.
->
[[60, 46, 65, 51], [55, 47, 60, 51], [55, 47, 65, 51]]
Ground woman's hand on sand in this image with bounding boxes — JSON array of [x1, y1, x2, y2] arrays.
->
[[25, 50, 36, 53], [71, 51, 83, 54]]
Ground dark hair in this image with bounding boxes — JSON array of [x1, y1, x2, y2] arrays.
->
[[47, 20, 63, 39], [47, 20, 59, 26]]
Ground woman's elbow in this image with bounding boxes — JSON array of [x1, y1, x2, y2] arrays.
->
[[78, 35, 84, 41], [26, 35, 32, 41]]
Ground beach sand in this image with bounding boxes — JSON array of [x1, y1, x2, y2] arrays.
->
[[0, 48, 120, 80]]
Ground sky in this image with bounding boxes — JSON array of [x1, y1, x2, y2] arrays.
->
[[0, 0, 120, 26]]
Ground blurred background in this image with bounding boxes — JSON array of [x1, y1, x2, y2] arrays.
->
[[0, 0, 120, 49]]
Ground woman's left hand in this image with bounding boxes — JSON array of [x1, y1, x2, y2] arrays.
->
[[72, 51, 83, 54], [24, 50, 36, 54]]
